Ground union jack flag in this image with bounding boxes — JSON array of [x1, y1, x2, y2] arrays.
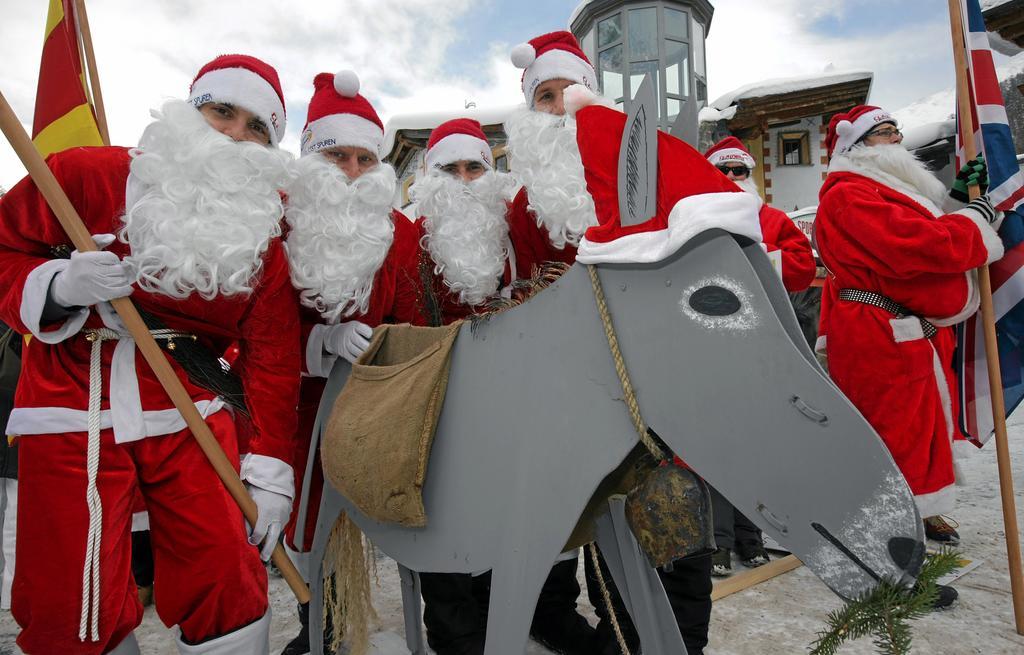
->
[[955, 0, 1024, 446]]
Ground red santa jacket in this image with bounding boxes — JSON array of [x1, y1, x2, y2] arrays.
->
[[816, 171, 1000, 323], [758, 205, 815, 292], [0, 146, 301, 494]]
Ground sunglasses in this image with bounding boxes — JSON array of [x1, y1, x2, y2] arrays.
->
[[717, 165, 750, 177]]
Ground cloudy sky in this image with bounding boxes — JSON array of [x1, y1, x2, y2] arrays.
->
[[0, 0, 1006, 190]]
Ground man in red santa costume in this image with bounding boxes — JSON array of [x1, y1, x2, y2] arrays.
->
[[702, 136, 816, 576], [815, 105, 1003, 568], [0, 54, 301, 654], [280, 69, 424, 655], [705, 137, 816, 292], [503, 31, 605, 268], [407, 117, 599, 655]]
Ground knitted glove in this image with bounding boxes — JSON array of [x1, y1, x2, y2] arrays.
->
[[959, 195, 1004, 232], [949, 156, 989, 203]]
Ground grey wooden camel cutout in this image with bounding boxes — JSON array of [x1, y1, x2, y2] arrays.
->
[[305, 228, 924, 655]]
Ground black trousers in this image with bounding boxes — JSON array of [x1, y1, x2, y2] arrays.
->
[[419, 556, 583, 654], [585, 546, 712, 655], [709, 484, 762, 551]]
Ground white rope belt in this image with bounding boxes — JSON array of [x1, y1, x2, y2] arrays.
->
[[79, 326, 190, 642]]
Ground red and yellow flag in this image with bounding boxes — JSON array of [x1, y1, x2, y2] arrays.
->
[[31, 0, 104, 157]]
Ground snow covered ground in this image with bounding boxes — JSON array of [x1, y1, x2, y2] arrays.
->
[[2, 415, 1024, 654]]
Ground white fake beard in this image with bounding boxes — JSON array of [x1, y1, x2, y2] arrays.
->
[[735, 176, 761, 197], [120, 99, 292, 300], [834, 144, 949, 214], [412, 170, 515, 306], [284, 155, 397, 322], [503, 106, 598, 249]]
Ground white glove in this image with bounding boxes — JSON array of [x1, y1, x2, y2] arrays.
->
[[322, 321, 374, 364], [51, 234, 133, 308], [245, 484, 293, 561]]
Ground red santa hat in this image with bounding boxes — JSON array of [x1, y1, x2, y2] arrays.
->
[[572, 105, 763, 265], [704, 137, 756, 169], [425, 118, 494, 171], [511, 31, 597, 106], [826, 105, 896, 157], [188, 54, 286, 146], [299, 71, 385, 158]]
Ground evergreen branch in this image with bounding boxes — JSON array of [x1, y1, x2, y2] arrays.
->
[[809, 549, 962, 655]]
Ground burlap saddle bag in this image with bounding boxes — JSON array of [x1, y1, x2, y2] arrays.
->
[[321, 322, 462, 527]]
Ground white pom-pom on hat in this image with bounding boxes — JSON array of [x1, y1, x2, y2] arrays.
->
[[334, 70, 360, 98], [510, 42, 536, 69], [835, 120, 855, 137]]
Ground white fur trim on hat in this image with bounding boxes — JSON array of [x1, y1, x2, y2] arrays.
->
[[523, 49, 597, 106], [425, 133, 493, 171], [575, 192, 763, 264], [833, 108, 895, 155], [707, 148, 756, 170], [189, 67, 286, 146], [300, 113, 384, 157]]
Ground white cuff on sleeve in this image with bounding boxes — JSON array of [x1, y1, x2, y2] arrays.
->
[[305, 323, 338, 378], [240, 453, 295, 501], [956, 207, 1004, 265], [20, 259, 89, 343]]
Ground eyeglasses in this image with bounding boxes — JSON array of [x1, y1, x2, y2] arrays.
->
[[865, 127, 902, 140], [717, 165, 750, 177]]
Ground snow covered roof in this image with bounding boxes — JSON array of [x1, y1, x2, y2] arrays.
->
[[698, 105, 736, 124], [981, 0, 1014, 10], [901, 120, 957, 151], [893, 52, 1024, 128], [709, 70, 873, 111], [382, 105, 518, 157]]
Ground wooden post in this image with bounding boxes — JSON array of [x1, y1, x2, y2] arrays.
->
[[947, 0, 1024, 634], [72, 0, 110, 146], [0, 89, 310, 605]]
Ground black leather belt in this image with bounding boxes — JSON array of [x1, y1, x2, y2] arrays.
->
[[838, 288, 938, 339]]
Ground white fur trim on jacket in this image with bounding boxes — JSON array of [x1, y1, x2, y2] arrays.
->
[[889, 317, 925, 343], [301, 113, 383, 158], [176, 608, 270, 654], [240, 453, 295, 500], [523, 50, 597, 106], [425, 133, 493, 171], [189, 68, 286, 146], [956, 205, 1005, 266], [20, 259, 90, 344], [575, 192, 763, 265], [914, 482, 956, 518], [305, 323, 336, 378]]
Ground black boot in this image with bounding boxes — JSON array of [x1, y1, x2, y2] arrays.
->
[[281, 602, 310, 655], [530, 558, 599, 655]]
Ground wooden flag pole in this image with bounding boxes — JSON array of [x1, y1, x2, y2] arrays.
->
[[947, 0, 1024, 634], [72, 0, 110, 146], [0, 90, 310, 605]]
